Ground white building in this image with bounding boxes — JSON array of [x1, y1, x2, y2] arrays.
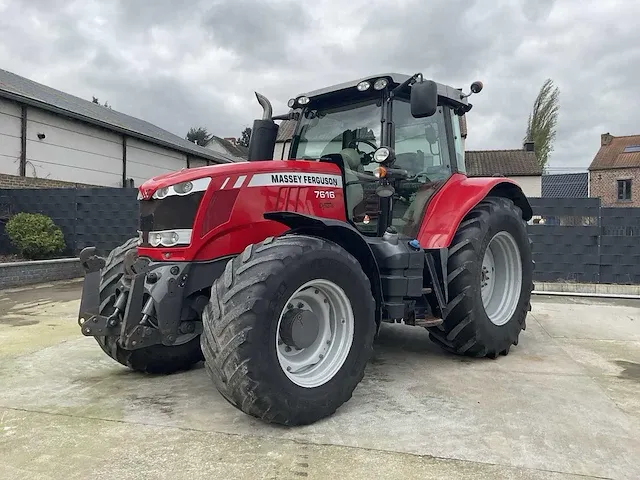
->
[[0, 68, 235, 189], [465, 143, 542, 197]]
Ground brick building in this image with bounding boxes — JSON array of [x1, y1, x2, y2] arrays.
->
[[589, 133, 640, 207]]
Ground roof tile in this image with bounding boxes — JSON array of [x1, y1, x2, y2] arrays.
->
[[465, 149, 542, 176], [541, 173, 588, 197], [589, 134, 640, 171]]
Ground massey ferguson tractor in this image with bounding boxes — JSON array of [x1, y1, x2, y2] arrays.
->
[[77, 73, 534, 426]]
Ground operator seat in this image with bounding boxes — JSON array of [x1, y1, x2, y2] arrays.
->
[[340, 148, 365, 220]]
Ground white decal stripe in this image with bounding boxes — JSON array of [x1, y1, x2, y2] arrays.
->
[[233, 175, 247, 188], [220, 177, 230, 189], [247, 172, 343, 188]]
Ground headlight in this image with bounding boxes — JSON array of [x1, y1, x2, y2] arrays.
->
[[151, 177, 211, 200], [373, 147, 391, 163], [147, 229, 192, 247]]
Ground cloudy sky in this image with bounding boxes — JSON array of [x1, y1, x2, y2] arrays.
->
[[1, 0, 638, 172]]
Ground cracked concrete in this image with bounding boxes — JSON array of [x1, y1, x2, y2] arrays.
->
[[1, 280, 639, 479]]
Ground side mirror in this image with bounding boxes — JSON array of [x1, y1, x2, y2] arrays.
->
[[410, 80, 438, 118]]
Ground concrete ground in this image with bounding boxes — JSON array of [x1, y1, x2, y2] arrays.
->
[[1, 280, 639, 480]]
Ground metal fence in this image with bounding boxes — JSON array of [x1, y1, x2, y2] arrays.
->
[[1, 188, 638, 284], [0, 187, 138, 257], [528, 197, 640, 284]]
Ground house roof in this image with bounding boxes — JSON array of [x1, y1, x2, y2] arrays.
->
[[541, 173, 588, 198], [0, 68, 236, 164], [208, 135, 249, 159], [465, 149, 542, 177], [275, 115, 467, 142], [589, 133, 640, 171]]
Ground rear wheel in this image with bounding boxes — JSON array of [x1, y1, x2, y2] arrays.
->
[[95, 238, 204, 374], [200, 235, 376, 426], [427, 196, 533, 358]]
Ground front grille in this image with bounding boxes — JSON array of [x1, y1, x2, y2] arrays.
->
[[139, 191, 206, 232]]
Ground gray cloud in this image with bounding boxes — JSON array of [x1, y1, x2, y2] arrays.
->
[[1, 0, 639, 172]]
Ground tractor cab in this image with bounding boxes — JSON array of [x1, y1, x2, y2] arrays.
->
[[248, 73, 481, 238]]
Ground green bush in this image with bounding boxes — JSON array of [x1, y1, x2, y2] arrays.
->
[[5, 212, 66, 260]]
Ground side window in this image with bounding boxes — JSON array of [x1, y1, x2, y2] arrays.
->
[[450, 112, 465, 174]]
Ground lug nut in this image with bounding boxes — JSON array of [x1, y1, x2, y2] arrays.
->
[[285, 346, 291, 352], [287, 367, 292, 372], [297, 303, 303, 308]]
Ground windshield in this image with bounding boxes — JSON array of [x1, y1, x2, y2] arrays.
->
[[291, 98, 382, 160]]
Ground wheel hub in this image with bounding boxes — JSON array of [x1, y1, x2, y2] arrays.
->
[[480, 231, 523, 326], [279, 308, 319, 350], [275, 279, 355, 389]]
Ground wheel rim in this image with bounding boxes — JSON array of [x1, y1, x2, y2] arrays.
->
[[276, 279, 354, 388], [480, 231, 522, 326]]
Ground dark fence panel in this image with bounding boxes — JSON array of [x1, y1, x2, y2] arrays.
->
[[75, 188, 138, 255], [529, 197, 640, 284], [0, 187, 138, 258]]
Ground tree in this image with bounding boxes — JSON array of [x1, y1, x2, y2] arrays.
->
[[524, 79, 560, 170], [186, 126, 213, 146], [91, 96, 112, 109], [238, 127, 252, 148]]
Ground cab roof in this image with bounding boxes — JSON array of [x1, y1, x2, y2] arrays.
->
[[296, 73, 469, 110]]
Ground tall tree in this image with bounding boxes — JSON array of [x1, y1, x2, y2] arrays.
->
[[186, 127, 213, 146], [238, 127, 252, 148], [524, 79, 560, 170]]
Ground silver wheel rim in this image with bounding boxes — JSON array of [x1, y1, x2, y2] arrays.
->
[[481, 231, 522, 326], [276, 279, 354, 388]]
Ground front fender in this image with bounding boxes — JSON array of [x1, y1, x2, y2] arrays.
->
[[416, 173, 532, 249], [263, 211, 383, 326]]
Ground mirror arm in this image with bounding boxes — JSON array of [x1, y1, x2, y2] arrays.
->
[[389, 73, 423, 100]]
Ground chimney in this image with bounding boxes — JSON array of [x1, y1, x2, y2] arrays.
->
[[523, 141, 535, 152], [224, 137, 237, 145], [601, 133, 613, 146]]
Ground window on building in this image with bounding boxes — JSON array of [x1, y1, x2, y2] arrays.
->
[[617, 179, 632, 201], [623, 145, 640, 153]]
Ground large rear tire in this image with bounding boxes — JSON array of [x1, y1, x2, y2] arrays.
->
[[200, 235, 376, 426], [94, 238, 204, 374], [427, 196, 533, 358]]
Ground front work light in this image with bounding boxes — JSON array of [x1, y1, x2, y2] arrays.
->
[[357, 81, 371, 91], [373, 147, 391, 163], [297, 96, 310, 105], [374, 78, 388, 90]]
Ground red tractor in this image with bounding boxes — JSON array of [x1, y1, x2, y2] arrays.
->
[[77, 73, 533, 426]]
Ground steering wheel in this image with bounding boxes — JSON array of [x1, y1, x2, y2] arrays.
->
[[347, 138, 378, 165]]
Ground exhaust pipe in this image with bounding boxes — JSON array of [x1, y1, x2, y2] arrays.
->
[[247, 91, 278, 162], [255, 92, 273, 120]]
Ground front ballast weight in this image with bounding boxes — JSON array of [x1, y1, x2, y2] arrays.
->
[[76, 244, 198, 351]]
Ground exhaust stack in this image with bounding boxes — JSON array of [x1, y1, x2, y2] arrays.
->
[[247, 92, 279, 161]]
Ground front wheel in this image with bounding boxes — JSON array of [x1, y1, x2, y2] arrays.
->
[[200, 235, 376, 426], [428, 196, 534, 358]]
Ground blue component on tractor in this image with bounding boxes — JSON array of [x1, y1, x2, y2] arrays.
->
[[409, 239, 421, 250]]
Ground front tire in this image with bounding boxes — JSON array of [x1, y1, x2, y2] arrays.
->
[[95, 238, 204, 374], [428, 196, 533, 358], [200, 235, 376, 426]]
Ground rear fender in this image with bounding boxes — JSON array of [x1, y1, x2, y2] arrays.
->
[[263, 211, 383, 327], [416, 173, 532, 249]]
